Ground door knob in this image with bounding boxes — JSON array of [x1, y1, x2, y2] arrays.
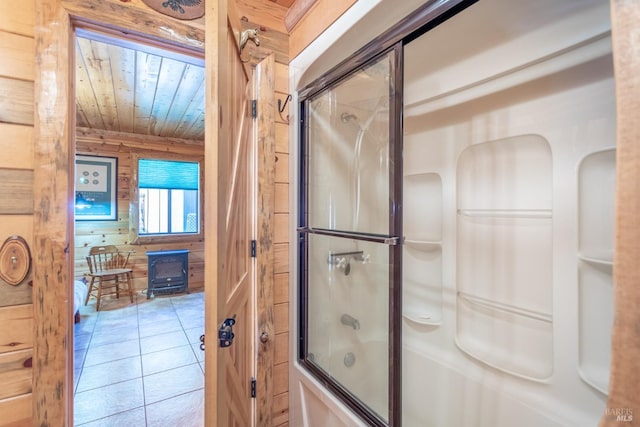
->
[[260, 331, 269, 343]]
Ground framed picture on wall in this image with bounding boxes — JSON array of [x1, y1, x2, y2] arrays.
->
[[75, 155, 118, 221]]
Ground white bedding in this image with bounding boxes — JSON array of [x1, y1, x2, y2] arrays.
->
[[74, 280, 88, 314]]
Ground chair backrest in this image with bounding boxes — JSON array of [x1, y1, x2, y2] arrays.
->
[[86, 245, 132, 274]]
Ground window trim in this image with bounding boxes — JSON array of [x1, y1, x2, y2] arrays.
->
[[129, 150, 204, 245]]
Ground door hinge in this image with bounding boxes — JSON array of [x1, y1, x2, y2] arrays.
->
[[250, 377, 256, 398], [251, 99, 257, 118], [250, 240, 257, 258]]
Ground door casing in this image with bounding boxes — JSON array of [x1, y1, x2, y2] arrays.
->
[[34, 2, 204, 424]]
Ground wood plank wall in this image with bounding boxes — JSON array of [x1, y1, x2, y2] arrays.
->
[[0, 0, 289, 424], [0, 1, 35, 425], [0, 0, 283, 424], [289, 0, 357, 59], [235, 2, 291, 424], [273, 60, 291, 427], [74, 128, 205, 293]]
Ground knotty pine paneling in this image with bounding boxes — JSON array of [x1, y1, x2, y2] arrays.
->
[[75, 130, 205, 292], [274, 394, 289, 427], [273, 60, 290, 426], [0, 169, 33, 215], [274, 273, 289, 305], [0, 124, 33, 169], [0, 280, 32, 309], [275, 183, 289, 214], [275, 153, 289, 183], [289, 0, 357, 59], [64, 0, 204, 49], [274, 243, 289, 275], [75, 33, 206, 141], [273, 362, 289, 396], [0, 217, 32, 249], [276, 122, 289, 154], [275, 62, 289, 93], [285, 0, 317, 32], [0, 349, 32, 400], [98, 0, 205, 30], [275, 332, 288, 365], [274, 302, 289, 334], [0, 305, 32, 354], [236, 0, 288, 33], [0, 33, 34, 81], [0, 393, 31, 426], [0, 0, 34, 37], [275, 92, 290, 125], [275, 213, 289, 244], [273, 391, 289, 426], [76, 127, 204, 156], [0, 77, 33, 126]]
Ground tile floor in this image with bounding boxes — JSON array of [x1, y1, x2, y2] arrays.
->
[[73, 290, 205, 426]]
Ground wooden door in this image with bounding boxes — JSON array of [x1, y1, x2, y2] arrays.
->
[[217, 26, 254, 427], [205, 1, 261, 426]]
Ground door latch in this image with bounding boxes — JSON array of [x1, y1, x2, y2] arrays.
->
[[218, 315, 236, 348], [199, 334, 205, 351]]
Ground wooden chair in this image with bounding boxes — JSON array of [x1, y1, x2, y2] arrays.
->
[[84, 245, 135, 311]]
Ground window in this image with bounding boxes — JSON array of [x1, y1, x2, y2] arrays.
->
[[131, 156, 202, 243], [138, 159, 200, 235]]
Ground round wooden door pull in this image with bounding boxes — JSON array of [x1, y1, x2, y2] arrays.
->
[[0, 235, 31, 286]]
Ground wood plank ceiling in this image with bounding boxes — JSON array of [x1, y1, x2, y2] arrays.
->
[[75, 32, 206, 141], [74, 0, 301, 141]]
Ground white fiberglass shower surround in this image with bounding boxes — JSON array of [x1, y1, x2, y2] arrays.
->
[[290, 0, 616, 426]]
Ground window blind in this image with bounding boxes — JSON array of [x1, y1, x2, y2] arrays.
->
[[139, 159, 199, 190]]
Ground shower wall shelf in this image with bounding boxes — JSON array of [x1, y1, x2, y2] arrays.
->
[[578, 255, 613, 267], [455, 291, 554, 382], [578, 148, 616, 395], [403, 239, 441, 251], [457, 209, 552, 219], [402, 171, 443, 327], [402, 310, 442, 326], [456, 135, 553, 381], [457, 291, 552, 324]]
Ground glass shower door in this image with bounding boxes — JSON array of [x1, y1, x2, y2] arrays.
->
[[299, 46, 402, 426]]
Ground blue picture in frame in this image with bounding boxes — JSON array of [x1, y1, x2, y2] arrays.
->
[[75, 155, 117, 221]]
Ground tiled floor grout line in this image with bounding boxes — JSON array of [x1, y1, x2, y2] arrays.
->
[[172, 296, 204, 373], [73, 308, 97, 396], [74, 291, 205, 426], [136, 296, 149, 427]]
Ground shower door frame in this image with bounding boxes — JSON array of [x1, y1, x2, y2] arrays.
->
[[298, 44, 404, 427], [296, 0, 478, 425]]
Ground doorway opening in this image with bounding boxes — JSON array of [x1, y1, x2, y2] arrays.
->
[[71, 26, 207, 425]]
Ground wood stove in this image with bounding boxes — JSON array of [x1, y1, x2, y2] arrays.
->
[[146, 249, 189, 298]]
